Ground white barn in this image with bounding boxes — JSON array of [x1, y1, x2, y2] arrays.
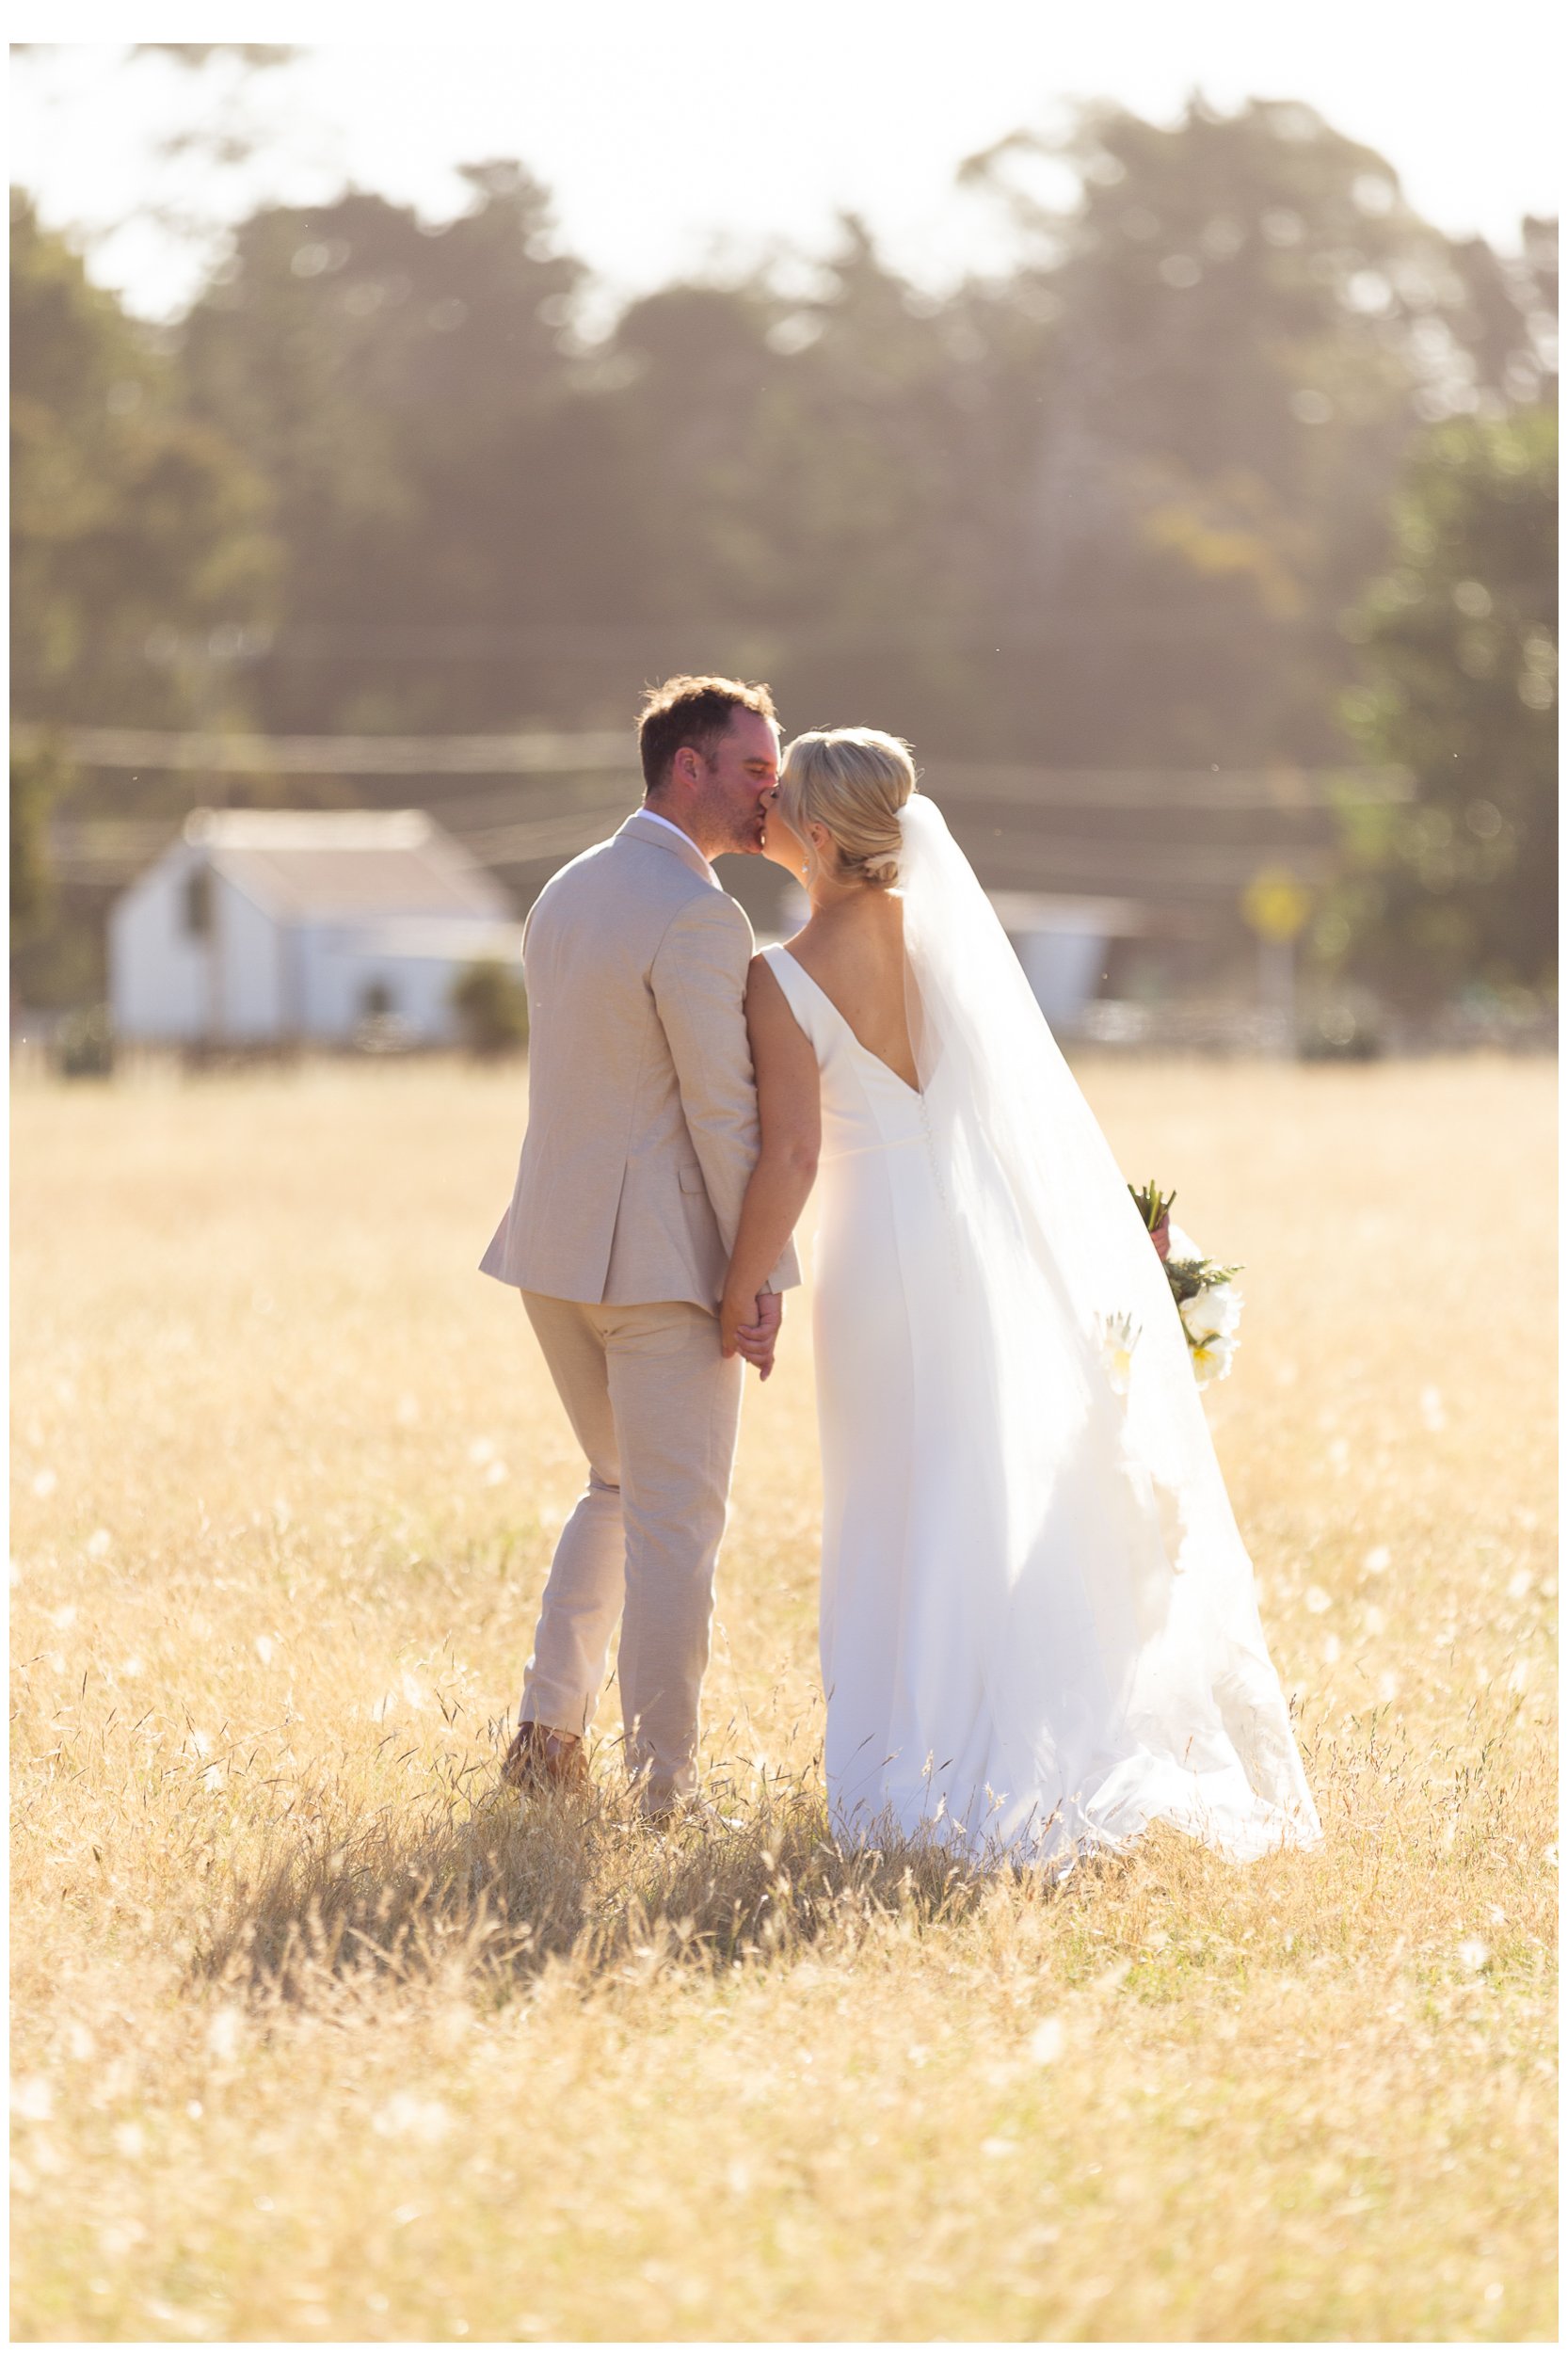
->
[[108, 808, 520, 1048], [986, 891, 1144, 1034]]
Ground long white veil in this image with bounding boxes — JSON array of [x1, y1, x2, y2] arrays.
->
[[896, 794, 1320, 1860]]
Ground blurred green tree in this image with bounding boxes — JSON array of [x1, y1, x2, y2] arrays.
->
[[599, 219, 1036, 745], [181, 168, 613, 732], [450, 958, 529, 1057], [9, 734, 65, 935], [9, 729, 105, 1008], [959, 99, 1556, 761], [10, 191, 277, 737], [1335, 406, 1557, 1001], [10, 193, 279, 1005]]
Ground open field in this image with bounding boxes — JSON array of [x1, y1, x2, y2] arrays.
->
[[9, 1053, 1557, 2343]]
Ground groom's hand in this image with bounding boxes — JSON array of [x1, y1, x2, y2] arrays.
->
[[740, 1289, 783, 1381], [722, 1287, 783, 1380]]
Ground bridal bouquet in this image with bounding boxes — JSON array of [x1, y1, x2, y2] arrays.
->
[[1129, 1181, 1244, 1388]]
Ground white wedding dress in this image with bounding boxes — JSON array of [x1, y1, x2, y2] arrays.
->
[[761, 799, 1320, 1869]]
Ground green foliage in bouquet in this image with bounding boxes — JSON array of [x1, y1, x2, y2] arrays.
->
[[1129, 1179, 1176, 1235], [1163, 1250, 1244, 1305], [1128, 1180, 1242, 1303]]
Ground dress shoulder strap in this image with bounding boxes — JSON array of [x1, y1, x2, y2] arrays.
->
[[760, 943, 831, 1056]]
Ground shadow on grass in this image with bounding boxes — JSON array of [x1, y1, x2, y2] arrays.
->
[[194, 1745, 1000, 2005]]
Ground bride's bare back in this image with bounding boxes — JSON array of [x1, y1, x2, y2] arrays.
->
[[784, 891, 920, 1092]]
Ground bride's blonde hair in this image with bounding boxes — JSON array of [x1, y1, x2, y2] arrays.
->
[[777, 728, 919, 889]]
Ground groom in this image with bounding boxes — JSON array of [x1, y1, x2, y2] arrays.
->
[[480, 676, 801, 1817]]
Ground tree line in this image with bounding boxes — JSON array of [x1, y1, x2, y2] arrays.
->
[[10, 94, 1558, 1011]]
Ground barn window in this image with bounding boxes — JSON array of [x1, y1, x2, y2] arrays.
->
[[184, 867, 212, 937]]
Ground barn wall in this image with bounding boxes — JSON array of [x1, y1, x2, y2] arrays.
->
[[295, 927, 348, 1038], [1009, 926, 1111, 1033], [216, 878, 285, 1040], [296, 934, 470, 1041], [109, 845, 215, 1041], [333, 948, 465, 1042]]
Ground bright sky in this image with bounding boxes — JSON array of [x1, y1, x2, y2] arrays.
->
[[9, 0, 1561, 321]]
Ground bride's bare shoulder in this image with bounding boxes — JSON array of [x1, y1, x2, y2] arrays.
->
[[744, 952, 818, 1072], [744, 947, 792, 1007]]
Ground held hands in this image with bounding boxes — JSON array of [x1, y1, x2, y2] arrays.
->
[[721, 1286, 784, 1381]]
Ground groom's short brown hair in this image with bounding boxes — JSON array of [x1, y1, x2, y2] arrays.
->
[[637, 675, 778, 794]]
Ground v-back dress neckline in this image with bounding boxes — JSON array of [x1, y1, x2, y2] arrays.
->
[[771, 944, 923, 1099]]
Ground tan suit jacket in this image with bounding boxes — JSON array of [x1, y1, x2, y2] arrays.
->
[[481, 810, 801, 1311]]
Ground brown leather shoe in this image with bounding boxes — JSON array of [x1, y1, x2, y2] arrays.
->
[[502, 1720, 590, 1796]]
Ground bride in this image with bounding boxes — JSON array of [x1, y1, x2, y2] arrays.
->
[[720, 727, 1320, 1867]]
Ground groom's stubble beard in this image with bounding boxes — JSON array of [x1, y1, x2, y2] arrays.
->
[[721, 793, 769, 857], [699, 768, 770, 860]]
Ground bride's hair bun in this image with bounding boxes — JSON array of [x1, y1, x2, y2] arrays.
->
[[778, 728, 918, 889]]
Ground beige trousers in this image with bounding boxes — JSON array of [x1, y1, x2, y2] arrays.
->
[[519, 1291, 744, 1805]]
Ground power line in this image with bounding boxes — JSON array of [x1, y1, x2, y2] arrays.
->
[[22, 725, 1411, 807], [17, 726, 632, 776], [120, 612, 1330, 664]]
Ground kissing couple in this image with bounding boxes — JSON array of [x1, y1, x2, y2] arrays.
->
[[481, 676, 1320, 1866]]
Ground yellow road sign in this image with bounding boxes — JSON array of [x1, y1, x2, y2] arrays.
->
[[1241, 864, 1314, 942]]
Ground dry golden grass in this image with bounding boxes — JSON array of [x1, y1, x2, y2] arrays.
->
[[10, 1053, 1557, 2343]]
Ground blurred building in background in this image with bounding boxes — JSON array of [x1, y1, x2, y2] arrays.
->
[[987, 893, 1144, 1032], [107, 808, 518, 1048], [79, 734, 1409, 1048]]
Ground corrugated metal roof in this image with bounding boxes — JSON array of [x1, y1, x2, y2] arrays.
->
[[181, 808, 513, 920]]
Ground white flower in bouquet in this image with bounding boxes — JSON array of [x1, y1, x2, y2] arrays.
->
[[1127, 1182, 1243, 1390], [1180, 1280, 1242, 1343], [1097, 1311, 1140, 1397], [1188, 1329, 1239, 1387]]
